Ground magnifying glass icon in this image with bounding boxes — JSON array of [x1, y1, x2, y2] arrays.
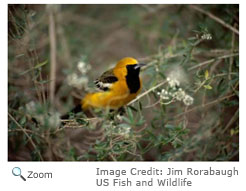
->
[[12, 167, 26, 181]]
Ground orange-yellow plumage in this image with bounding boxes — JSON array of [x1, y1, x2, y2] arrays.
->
[[81, 57, 143, 110]]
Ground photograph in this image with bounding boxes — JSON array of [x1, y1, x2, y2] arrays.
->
[[8, 4, 239, 161]]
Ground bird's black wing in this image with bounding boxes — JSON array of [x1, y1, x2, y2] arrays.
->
[[94, 68, 118, 91]]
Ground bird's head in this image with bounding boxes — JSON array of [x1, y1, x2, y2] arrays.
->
[[114, 57, 145, 79]]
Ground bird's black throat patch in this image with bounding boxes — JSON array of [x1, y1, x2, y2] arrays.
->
[[126, 65, 141, 93]]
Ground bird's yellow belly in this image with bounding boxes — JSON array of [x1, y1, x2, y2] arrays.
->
[[82, 80, 141, 110], [82, 91, 138, 110]]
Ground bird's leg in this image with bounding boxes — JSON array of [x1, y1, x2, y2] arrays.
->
[[106, 109, 115, 120], [118, 107, 125, 116], [107, 107, 125, 121]]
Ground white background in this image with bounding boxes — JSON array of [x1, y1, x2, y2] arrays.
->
[[1, 1, 245, 191]]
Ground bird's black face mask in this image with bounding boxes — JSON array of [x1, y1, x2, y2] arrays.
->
[[125, 63, 145, 93]]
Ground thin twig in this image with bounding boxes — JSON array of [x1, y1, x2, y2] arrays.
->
[[60, 117, 98, 123], [48, 5, 57, 104], [8, 113, 44, 161], [144, 99, 161, 109], [173, 93, 236, 118], [8, 129, 45, 139], [221, 108, 239, 134], [229, 24, 238, 95], [140, 49, 238, 72], [109, 153, 117, 161], [23, 10, 43, 104], [128, 80, 167, 105], [188, 53, 239, 71], [189, 5, 239, 35], [229, 25, 236, 81], [33, 48, 47, 105]]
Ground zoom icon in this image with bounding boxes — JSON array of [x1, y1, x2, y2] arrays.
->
[[12, 167, 26, 181]]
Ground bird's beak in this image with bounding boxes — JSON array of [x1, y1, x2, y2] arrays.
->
[[134, 63, 146, 69]]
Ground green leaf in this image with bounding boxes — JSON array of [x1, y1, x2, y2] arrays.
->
[[204, 70, 209, 80], [165, 124, 174, 129], [117, 123, 131, 128], [15, 54, 25, 58], [122, 116, 132, 124], [135, 116, 145, 126], [204, 84, 212, 90], [138, 101, 142, 111], [33, 60, 48, 69], [19, 116, 26, 125], [37, 79, 52, 84], [128, 105, 138, 112], [19, 60, 48, 76], [230, 129, 235, 136], [127, 107, 134, 121], [158, 72, 166, 79]]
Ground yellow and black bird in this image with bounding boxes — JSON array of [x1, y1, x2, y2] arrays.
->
[[62, 57, 145, 118]]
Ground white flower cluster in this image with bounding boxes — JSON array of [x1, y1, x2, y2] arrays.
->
[[67, 61, 91, 89], [157, 78, 194, 106], [157, 89, 169, 100], [167, 77, 180, 88], [117, 126, 131, 138], [77, 61, 91, 74], [183, 94, 194, 106], [173, 88, 186, 101], [67, 74, 88, 89], [106, 121, 131, 138], [201, 33, 212, 40]]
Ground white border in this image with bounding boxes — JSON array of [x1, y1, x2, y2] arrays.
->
[[1, 1, 244, 191]]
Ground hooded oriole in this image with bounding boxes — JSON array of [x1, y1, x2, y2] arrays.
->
[[62, 57, 145, 118]]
